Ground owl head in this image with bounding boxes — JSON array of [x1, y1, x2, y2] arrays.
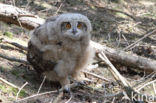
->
[[56, 13, 92, 40]]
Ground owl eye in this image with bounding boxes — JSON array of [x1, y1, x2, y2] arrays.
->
[[77, 22, 82, 29], [66, 23, 71, 29]]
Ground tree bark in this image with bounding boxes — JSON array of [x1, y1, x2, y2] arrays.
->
[[0, 3, 156, 72]]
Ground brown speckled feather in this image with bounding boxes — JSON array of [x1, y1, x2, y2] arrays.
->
[[27, 41, 57, 74]]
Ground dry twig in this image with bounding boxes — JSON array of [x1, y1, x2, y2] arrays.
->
[[37, 76, 46, 94], [54, 0, 64, 16], [2, 40, 27, 51], [98, 52, 130, 87], [0, 53, 29, 64], [16, 82, 79, 102], [65, 92, 73, 103], [82, 70, 112, 82], [0, 77, 19, 89], [98, 51, 156, 102], [52, 92, 63, 103], [16, 82, 28, 100], [16, 90, 58, 102], [152, 83, 156, 95], [124, 28, 156, 51], [137, 79, 156, 92]]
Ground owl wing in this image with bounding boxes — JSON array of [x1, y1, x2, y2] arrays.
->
[[27, 15, 60, 74], [31, 15, 60, 44], [45, 15, 59, 22], [27, 41, 57, 74]]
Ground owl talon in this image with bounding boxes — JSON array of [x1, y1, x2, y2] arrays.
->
[[78, 80, 87, 85], [63, 85, 71, 93]]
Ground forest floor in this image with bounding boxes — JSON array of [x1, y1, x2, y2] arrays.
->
[[0, 0, 156, 103]]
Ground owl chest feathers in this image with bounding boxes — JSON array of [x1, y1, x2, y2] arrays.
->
[[42, 38, 89, 62]]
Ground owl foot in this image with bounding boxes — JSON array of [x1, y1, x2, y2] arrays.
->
[[63, 84, 71, 93], [60, 82, 80, 93]]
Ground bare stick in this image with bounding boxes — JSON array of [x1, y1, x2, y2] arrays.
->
[[16, 90, 58, 102], [103, 92, 123, 98], [65, 92, 73, 103], [16, 82, 28, 100], [111, 97, 116, 103], [49, 98, 53, 103], [0, 77, 19, 89], [37, 76, 46, 94], [25, 0, 31, 10], [137, 79, 156, 92], [98, 52, 130, 87], [16, 82, 79, 102], [2, 40, 27, 51], [0, 53, 29, 64], [153, 83, 156, 95], [82, 70, 112, 82], [98, 51, 156, 102], [52, 92, 63, 103], [124, 28, 156, 51], [54, 0, 64, 16], [122, 34, 129, 45], [96, 7, 136, 20]]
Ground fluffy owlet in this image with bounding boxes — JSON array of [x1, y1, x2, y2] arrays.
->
[[27, 13, 94, 91]]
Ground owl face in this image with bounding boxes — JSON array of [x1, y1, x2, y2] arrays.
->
[[56, 13, 92, 40], [61, 21, 87, 40]]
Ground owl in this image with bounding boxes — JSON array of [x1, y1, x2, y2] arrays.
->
[[27, 13, 94, 91]]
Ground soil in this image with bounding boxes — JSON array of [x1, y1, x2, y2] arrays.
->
[[0, 0, 156, 103]]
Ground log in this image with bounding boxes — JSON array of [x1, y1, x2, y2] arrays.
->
[[91, 41, 156, 72], [0, 3, 156, 72], [0, 3, 44, 30]]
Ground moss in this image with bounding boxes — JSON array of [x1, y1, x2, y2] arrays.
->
[[11, 87, 27, 97], [110, 0, 126, 4], [115, 12, 128, 19], [3, 31, 13, 38], [0, 83, 8, 93], [19, 90, 27, 97], [0, 83, 28, 97], [0, 66, 11, 72], [0, 66, 5, 72], [0, 31, 2, 36], [11, 70, 20, 77]]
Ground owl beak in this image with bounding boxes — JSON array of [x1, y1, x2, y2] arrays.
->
[[72, 28, 77, 34]]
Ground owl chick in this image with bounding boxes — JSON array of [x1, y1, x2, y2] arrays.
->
[[27, 13, 94, 91]]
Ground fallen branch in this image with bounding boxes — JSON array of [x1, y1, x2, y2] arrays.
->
[[82, 70, 112, 82], [52, 92, 63, 103], [96, 6, 136, 20], [37, 76, 46, 94], [0, 53, 29, 64], [16, 90, 58, 102], [16, 82, 78, 103], [16, 82, 28, 100], [91, 41, 156, 72], [137, 79, 156, 92], [124, 28, 156, 51], [0, 3, 44, 30], [0, 77, 19, 89], [2, 40, 28, 51], [98, 51, 156, 102]]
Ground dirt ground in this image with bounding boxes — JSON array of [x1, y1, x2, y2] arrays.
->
[[0, 0, 156, 103]]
